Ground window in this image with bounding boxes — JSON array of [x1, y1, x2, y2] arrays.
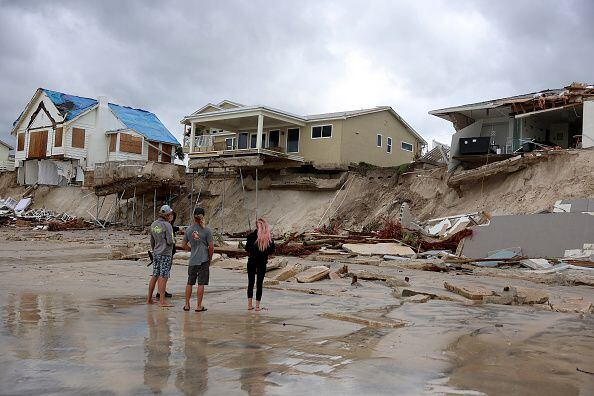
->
[[287, 128, 300, 153], [268, 130, 280, 148], [238, 132, 249, 149], [387, 137, 392, 153], [109, 134, 117, 152], [376, 134, 382, 147], [148, 142, 159, 161], [54, 127, 63, 147], [72, 128, 85, 148], [17, 133, 25, 151], [250, 133, 266, 148], [120, 133, 142, 154], [28, 130, 48, 158], [311, 125, 332, 139], [225, 137, 235, 150], [161, 143, 172, 163], [401, 141, 413, 152]]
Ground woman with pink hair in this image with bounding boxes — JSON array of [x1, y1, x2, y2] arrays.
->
[[244, 218, 275, 311]]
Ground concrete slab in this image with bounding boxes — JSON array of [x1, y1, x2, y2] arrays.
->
[[343, 243, 415, 257], [461, 213, 594, 258]]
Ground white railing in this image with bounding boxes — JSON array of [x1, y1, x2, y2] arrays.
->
[[0, 160, 15, 172]]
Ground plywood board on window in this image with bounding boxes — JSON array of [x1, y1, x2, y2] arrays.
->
[[161, 143, 172, 163], [109, 134, 117, 152], [148, 142, 159, 161], [17, 133, 25, 151], [28, 130, 48, 158], [119, 133, 142, 154], [54, 127, 63, 147], [72, 128, 85, 149]]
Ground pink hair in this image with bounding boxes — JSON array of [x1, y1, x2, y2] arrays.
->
[[256, 218, 272, 252]]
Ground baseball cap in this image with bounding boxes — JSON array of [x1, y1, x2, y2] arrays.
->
[[159, 205, 173, 215], [193, 207, 205, 217]]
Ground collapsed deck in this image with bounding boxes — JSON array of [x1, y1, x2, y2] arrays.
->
[[93, 161, 186, 198]]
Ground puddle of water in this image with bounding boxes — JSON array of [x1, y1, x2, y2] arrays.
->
[[0, 292, 410, 395]]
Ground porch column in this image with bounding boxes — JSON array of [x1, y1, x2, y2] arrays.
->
[[256, 113, 264, 150], [189, 122, 196, 152]]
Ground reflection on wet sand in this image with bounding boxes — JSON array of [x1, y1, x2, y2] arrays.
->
[[2, 292, 85, 361], [175, 313, 209, 395], [144, 308, 172, 393], [239, 315, 272, 396]]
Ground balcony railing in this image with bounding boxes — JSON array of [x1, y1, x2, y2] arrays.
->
[[183, 134, 214, 153]]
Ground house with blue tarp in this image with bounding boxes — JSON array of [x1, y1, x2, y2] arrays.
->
[[10, 88, 180, 185]]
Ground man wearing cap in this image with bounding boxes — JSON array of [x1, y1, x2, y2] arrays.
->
[[181, 207, 214, 312], [147, 205, 175, 307]]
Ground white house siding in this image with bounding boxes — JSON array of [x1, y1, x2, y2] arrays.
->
[[87, 103, 126, 167], [14, 92, 65, 166], [107, 131, 148, 162]]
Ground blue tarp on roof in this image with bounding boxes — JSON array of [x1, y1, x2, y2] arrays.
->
[[42, 89, 98, 121], [108, 103, 180, 145]]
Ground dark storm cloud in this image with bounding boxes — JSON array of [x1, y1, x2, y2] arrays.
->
[[0, 0, 592, 147]]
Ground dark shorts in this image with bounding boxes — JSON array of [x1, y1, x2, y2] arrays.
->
[[188, 263, 209, 285], [152, 254, 172, 278]]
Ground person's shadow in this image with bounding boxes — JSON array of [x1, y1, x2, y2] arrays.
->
[[144, 309, 172, 394], [175, 314, 209, 395]]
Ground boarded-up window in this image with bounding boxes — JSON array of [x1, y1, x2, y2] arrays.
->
[[28, 130, 48, 159], [54, 127, 63, 147], [119, 133, 142, 154], [72, 128, 85, 148], [109, 134, 117, 152], [148, 142, 159, 162], [161, 143, 172, 163], [17, 133, 25, 151]]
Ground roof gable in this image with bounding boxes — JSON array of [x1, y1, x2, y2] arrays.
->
[[193, 103, 223, 115], [0, 139, 14, 150], [42, 89, 98, 121], [217, 100, 244, 109], [108, 103, 180, 146]]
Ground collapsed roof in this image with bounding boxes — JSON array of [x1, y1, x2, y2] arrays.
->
[[430, 82, 594, 131]]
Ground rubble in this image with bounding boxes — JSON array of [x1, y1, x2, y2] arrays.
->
[[443, 282, 493, 300], [296, 266, 330, 283], [272, 263, 303, 281], [342, 243, 414, 257]]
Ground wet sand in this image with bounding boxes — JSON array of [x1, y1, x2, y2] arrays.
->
[[0, 228, 593, 395]]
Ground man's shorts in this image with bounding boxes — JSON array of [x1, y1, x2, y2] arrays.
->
[[152, 254, 172, 278], [188, 263, 209, 285]]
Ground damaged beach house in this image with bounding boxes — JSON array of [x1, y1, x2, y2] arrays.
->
[[179, 101, 426, 218], [429, 82, 594, 190], [10, 88, 182, 187], [181, 100, 427, 172]]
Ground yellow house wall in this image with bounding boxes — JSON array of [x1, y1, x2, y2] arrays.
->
[[0, 144, 9, 161], [298, 120, 343, 168], [341, 111, 421, 167]]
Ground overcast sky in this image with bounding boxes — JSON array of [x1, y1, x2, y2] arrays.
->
[[1, 0, 592, 149]]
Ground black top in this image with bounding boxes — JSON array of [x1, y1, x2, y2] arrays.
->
[[245, 230, 275, 264]]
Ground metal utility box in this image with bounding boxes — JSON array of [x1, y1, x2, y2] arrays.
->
[[459, 137, 491, 155]]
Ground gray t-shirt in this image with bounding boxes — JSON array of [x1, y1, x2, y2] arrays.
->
[[183, 224, 213, 266], [150, 218, 174, 256]]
